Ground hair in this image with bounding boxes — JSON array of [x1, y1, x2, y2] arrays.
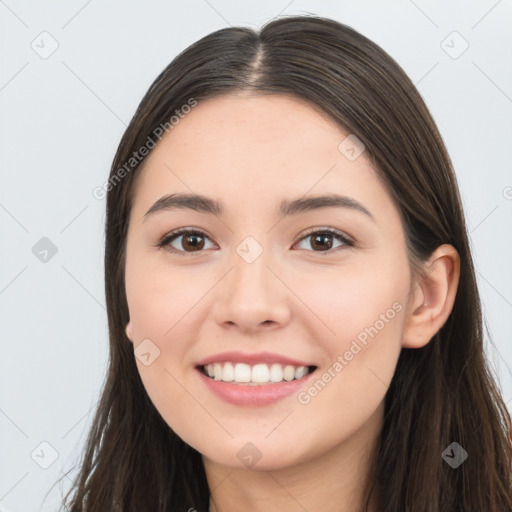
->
[[58, 14, 512, 512]]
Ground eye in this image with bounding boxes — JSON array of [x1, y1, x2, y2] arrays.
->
[[157, 229, 216, 254], [156, 226, 354, 256], [293, 227, 353, 253]]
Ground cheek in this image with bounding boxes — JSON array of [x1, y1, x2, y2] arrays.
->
[[298, 258, 407, 352], [125, 252, 217, 424], [125, 250, 208, 346], [307, 256, 406, 395], [292, 255, 408, 417], [125, 270, 200, 431]]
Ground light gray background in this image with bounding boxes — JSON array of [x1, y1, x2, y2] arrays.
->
[[1, 1, 511, 511]]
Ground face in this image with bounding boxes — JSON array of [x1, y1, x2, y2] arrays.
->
[[124, 93, 412, 471]]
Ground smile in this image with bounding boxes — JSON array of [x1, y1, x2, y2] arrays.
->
[[200, 362, 317, 385]]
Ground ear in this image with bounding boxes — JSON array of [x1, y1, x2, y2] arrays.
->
[[125, 321, 134, 342], [402, 244, 460, 349]]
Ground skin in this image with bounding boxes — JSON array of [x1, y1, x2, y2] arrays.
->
[[124, 93, 460, 512]]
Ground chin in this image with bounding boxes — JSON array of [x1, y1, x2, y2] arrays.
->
[[193, 435, 316, 472]]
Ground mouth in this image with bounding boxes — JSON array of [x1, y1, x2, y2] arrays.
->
[[194, 351, 319, 406], [197, 362, 318, 386]]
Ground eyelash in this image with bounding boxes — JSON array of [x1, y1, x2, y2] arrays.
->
[[156, 227, 354, 256]]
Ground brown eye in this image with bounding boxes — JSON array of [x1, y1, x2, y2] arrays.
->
[[158, 229, 215, 254], [181, 233, 205, 251], [295, 228, 353, 253], [311, 233, 333, 251]]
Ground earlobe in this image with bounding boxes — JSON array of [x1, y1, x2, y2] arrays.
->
[[402, 244, 460, 349], [125, 321, 134, 342]]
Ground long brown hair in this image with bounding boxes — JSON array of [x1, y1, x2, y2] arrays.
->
[[59, 14, 512, 511]]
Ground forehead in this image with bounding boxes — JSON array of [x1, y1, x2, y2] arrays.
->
[[130, 93, 394, 224], [148, 93, 352, 166]]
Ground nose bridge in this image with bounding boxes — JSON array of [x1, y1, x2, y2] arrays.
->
[[213, 233, 290, 329], [231, 234, 275, 302]]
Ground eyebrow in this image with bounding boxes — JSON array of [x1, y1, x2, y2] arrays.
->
[[144, 193, 375, 222]]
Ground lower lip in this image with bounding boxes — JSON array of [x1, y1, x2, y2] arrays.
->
[[196, 368, 316, 407]]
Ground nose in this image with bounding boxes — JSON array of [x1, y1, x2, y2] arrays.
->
[[212, 245, 291, 333]]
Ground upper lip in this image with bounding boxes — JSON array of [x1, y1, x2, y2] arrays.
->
[[196, 351, 315, 368]]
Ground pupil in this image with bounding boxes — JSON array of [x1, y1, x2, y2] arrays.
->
[[184, 234, 204, 251], [313, 234, 332, 251]]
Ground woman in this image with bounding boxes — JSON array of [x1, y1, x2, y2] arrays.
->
[[61, 14, 512, 512]]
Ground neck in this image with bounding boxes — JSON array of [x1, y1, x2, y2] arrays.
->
[[206, 404, 382, 512]]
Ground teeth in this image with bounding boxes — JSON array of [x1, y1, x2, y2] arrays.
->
[[251, 364, 270, 383], [213, 362, 223, 380], [269, 363, 283, 382], [283, 365, 295, 381], [204, 362, 312, 384], [234, 363, 251, 383], [295, 366, 307, 379], [222, 362, 235, 381]]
